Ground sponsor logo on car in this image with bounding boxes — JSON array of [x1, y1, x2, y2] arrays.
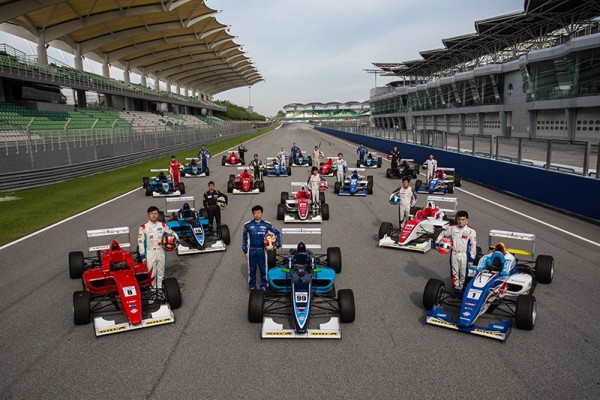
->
[[309, 332, 338, 336], [144, 318, 173, 326], [98, 326, 127, 335]]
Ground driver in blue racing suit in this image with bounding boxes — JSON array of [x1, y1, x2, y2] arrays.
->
[[357, 143, 369, 164], [198, 144, 211, 171], [242, 205, 281, 293]]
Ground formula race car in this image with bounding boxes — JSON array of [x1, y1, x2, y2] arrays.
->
[[142, 169, 184, 197], [227, 167, 265, 194], [415, 167, 462, 194], [263, 157, 292, 177], [248, 228, 355, 338], [319, 157, 338, 176], [222, 151, 244, 166], [357, 152, 382, 168], [69, 227, 181, 336], [423, 230, 554, 341], [386, 159, 418, 179], [163, 197, 230, 255], [378, 200, 454, 252], [181, 158, 209, 177], [278, 182, 329, 223], [333, 169, 373, 196], [291, 153, 312, 167]]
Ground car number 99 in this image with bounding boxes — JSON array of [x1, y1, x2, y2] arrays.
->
[[295, 292, 308, 303]]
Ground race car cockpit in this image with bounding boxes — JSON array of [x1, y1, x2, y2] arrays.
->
[[178, 203, 197, 219]]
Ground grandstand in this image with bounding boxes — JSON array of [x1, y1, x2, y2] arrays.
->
[[367, 0, 600, 142], [282, 101, 370, 123]]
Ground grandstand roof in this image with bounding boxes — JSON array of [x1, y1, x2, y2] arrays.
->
[[373, 0, 600, 81], [0, 0, 262, 95], [283, 101, 369, 110]]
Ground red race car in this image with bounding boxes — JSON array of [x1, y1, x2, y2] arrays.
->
[[227, 167, 265, 194], [319, 157, 337, 176], [222, 151, 244, 166], [69, 227, 181, 336]]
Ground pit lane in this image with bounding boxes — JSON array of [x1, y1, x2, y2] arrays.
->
[[0, 123, 598, 399]]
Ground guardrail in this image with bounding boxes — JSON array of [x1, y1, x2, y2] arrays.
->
[[0, 124, 274, 191], [315, 126, 600, 223]]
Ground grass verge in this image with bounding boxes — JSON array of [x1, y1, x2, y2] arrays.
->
[[0, 124, 279, 246]]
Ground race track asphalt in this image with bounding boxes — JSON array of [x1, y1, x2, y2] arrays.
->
[[1, 123, 599, 399]]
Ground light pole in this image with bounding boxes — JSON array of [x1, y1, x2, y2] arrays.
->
[[248, 86, 252, 112], [363, 69, 382, 88]]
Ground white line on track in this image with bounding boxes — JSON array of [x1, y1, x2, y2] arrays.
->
[[0, 126, 280, 251], [314, 126, 600, 248]]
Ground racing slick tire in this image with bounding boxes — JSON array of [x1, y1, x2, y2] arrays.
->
[[356, 160, 361, 168], [277, 203, 285, 220], [338, 289, 355, 323], [386, 168, 392, 179], [412, 169, 418, 179], [218, 224, 231, 245], [222, 156, 226, 166], [163, 277, 182, 310], [205, 167, 210, 176], [423, 279, 445, 310], [378, 222, 393, 240], [241, 160, 245, 166], [334, 181, 341, 194], [322, 203, 330, 220], [455, 176, 462, 187], [327, 247, 342, 273], [145, 185, 153, 196], [535, 255, 554, 284], [377, 157, 382, 167], [178, 182, 186, 195], [227, 181, 234, 193], [287, 167, 292, 176], [367, 182, 373, 194], [307, 156, 312, 165], [319, 191, 326, 205], [414, 179, 422, 191], [248, 289, 264, 323], [73, 291, 91, 325], [280, 191, 288, 204], [447, 182, 454, 194], [515, 294, 536, 330], [474, 246, 483, 265], [267, 249, 277, 270], [158, 211, 165, 223], [367, 175, 374, 185], [229, 174, 235, 182], [258, 180, 265, 192], [69, 251, 86, 279], [142, 176, 150, 189]]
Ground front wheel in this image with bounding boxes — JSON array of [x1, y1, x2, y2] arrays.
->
[[205, 167, 210, 176], [338, 289, 355, 323], [163, 277, 182, 309], [423, 279, 445, 310], [414, 179, 422, 191], [227, 181, 234, 193], [378, 222, 393, 240], [145, 185, 153, 196], [334, 181, 340, 194], [515, 295, 536, 330], [367, 182, 373, 194], [258, 180, 265, 192], [267, 249, 277, 269], [280, 191, 288, 204], [319, 191, 326, 204], [73, 291, 91, 325], [248, 289, 264, 323], [322, 203, 329, 220], [447, 182, 454, 194], [277, 203, 285, 220]]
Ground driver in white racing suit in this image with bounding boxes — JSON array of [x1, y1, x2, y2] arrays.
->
[[390, 176, 416, 227], [138, 206, 179, 289], [278, 147, 288, 168], [307, 166, 322, 208], [334, 153, 347, 182], [424, 154, 437, 181], [435, 210, 477, 294]]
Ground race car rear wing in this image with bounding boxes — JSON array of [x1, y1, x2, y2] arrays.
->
[[488, 229, 536, 257], [427, 196, 457, 216], [150, 169, 169, 172], [290, 182, 308, 194], [281, 227, 322, 249], [185, 158, 199, 161], [86, 227, 131, 252], [436, 167, 455, 172], [165, 196, 196, 213], [236, 166, 251, 171]]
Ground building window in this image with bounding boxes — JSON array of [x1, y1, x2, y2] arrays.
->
[[508, 84, 513, 95]]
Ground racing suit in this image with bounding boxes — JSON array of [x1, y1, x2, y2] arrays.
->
[[238, 144, 247, 163], [138, 221, 178, 289], [334, 158, 347, 182], [435, 225, 477, 291], [307, 173, 322, 206], [242, 220, 281, 290], [357, 145, 368, 163], [198, 149, 211, 170], [389, 149, 401, 170], [391, 186, 416, 227], [203, 189, 228, 230], [424, 158, 437, 181], [278, 150, 288, 168], [250, 159, 263, 180], [291, 145, 300, 165], [313, 149, 323, 168], [169, 160, 182, 188]]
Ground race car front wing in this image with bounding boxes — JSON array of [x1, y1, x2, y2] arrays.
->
[[261, 317, 342, 339], [93, 304, 175, 336], [426, 306, 512, 341], [177, 240, 226, 255], [378, 235, 432, 253]]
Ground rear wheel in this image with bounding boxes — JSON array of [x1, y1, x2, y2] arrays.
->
[[229, 174, 235, 182], [222, 156, 226, 166], [200, 208, 209, 219], [158, 211, 165, 223], [69, 251, 85, 279], [280, 191, 288, 204], [367, 182, 373, 194], [307, 156, 312, 165], [218, 224, 231, 245], [415, 179, 422, 191], [145, 185, 153, 196], [535, 255, 554, 284], [423, 279, 445, 310], [163, 277, 182, 309], [515, 295, 536, 330], [447, 182, 454, 194], [248, 289, 264, 323], [455, 176, 462, 187], [322, 203, 329, 220], [334, 181, 341, 194], [410, 206, 422, 216], [356, 160, 361, 168], [386, 168, 392, 178], [227, 181, 234, 193], [338, 289, 355, 323], [287, 167, 292, 176], [267, 250, 277, 269], [367, 175, 374, 185], [327, 247, 342, 273], [73, 291, 91, 325], [377, 157, 382, 167], [277, 203, 285, 220], [142, 176, 149, 189], [258, 180, 265, 192], [378, 222, 393, 240], [205, 167, 210, 176]]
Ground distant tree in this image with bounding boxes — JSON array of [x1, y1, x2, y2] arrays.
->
[[213, 100, 266, 121], [275, 110, 285, 118]]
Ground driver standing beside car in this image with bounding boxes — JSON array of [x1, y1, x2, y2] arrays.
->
[[435, 210, 477, 296], [334, 153, 347, 182], [203, 181, 228, 232], [307, 166, 322, 208], [390, 176, 416, 228], [138, 206, 179, 289], [424, 154, 437, 181]]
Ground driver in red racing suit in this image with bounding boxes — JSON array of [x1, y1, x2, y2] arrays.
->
[[169, 155, 183, 189]]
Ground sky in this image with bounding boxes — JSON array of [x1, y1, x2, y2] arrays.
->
[[0, 0, 524, 117]]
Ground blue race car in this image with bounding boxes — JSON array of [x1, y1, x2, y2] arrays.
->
[[143, 169, 184, 197], [181, 158, 209, 177], [333, 169, 373, 196], [162, 197, 230, 255], [248, 227, 355, 339], [415, 167, 461, 195], [291, 154, 312, 167], [357, 152, 382, 168], [423, 230, 554, 341], [263, 157, 292, 177]]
